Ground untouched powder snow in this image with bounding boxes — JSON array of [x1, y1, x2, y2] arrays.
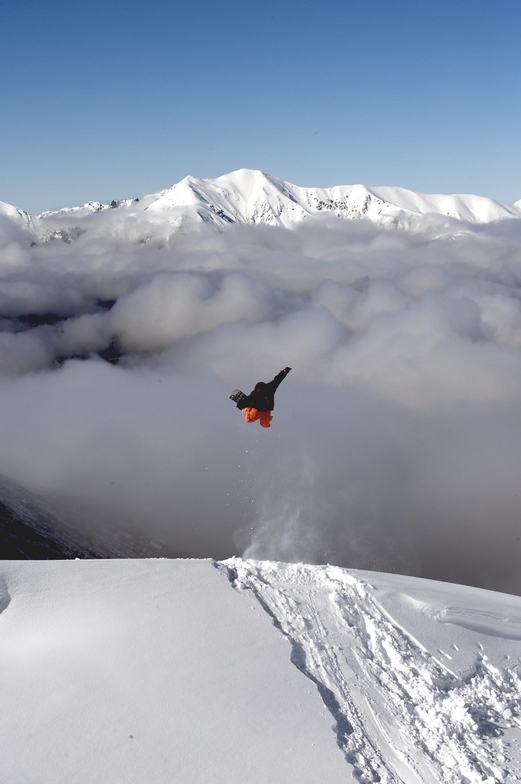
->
[[0, 559, 351, 784], [1, 559, 520, 783]]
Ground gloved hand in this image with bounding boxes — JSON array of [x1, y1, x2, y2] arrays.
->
[[284, 366, 292, 373]]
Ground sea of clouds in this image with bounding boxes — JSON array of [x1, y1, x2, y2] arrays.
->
[[1, 208, 521, 594]]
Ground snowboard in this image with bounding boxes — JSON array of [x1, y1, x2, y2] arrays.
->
[[229, 389, 248, 409]]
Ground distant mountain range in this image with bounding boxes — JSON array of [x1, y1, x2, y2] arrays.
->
[[1, 170, 520, 247]]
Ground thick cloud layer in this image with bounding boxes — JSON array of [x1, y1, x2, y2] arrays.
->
[[1, 213, 521, 594]]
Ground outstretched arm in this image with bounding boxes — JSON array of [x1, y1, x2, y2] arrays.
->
[[268, 366, 291, 392]]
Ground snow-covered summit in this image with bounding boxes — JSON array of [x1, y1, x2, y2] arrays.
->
[[146, 169, 310, 227], [2, 170, 520, 247], [146, 168, 521, 229]]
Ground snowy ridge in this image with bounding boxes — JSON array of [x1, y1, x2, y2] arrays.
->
[[80, 169, 521, 229], [0, 201, 34, 228], [1, 557, 520, 783], [0, 200, 37, 244], [39, 198, 138, 218], [2, 170, 521, 247]]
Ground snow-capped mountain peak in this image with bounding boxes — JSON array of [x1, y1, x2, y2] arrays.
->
[[142, 169, 521, 230], [146, 169, 307, 227], [1, 170, 520, 248]]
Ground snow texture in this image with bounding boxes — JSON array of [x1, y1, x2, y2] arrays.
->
[[223, 559, 521, 784], [0, 558, 520, 784]]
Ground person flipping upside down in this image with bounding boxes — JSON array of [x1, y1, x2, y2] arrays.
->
[[230, 367, 291, 428]]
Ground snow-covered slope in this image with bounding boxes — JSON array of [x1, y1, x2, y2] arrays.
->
[[0, 200, 38, 245], [1, 558, 520, 784], [2, 170, 520, 247]]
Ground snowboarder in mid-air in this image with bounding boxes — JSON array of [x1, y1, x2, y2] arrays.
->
[[229, 367, 292, 428]]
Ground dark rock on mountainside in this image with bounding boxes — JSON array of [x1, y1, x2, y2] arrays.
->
[[0, 498, 93, 559], [0, 475, 96, 559], [0, 474, 177, 560], [98, 341, 124, 365]]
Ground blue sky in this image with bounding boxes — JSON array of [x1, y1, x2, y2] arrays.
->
[[1, 0, 520, 213]]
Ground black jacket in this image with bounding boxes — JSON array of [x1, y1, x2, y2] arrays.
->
[[237, 367, 291, 411]]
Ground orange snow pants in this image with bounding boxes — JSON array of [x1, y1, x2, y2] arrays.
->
[[243, 407, 273, 428]]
